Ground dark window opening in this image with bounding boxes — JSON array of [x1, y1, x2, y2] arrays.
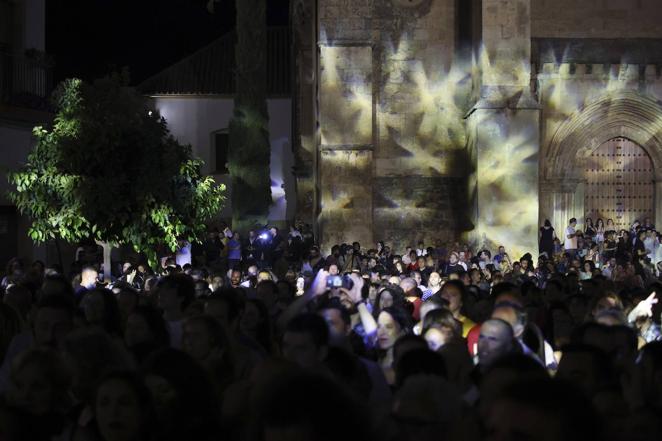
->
[[214, 131, 229, 174]]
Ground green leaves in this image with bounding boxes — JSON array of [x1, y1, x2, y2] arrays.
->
[[8, 75, 225, 268]]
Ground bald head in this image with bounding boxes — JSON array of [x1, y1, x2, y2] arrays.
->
[[478, 319, 516, 370]]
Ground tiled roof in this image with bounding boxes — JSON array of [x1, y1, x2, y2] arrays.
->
[[138, 27, 290, 96]]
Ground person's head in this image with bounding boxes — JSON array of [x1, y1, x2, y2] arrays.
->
[[544, 219, 552, 227], [64, 328, 134, 404], [257, 271, 272, 283], [254, 369, 372, 441], [377, 307, 411, 351], [375, 286, 397, 311], [596, 218, 604, 228], [95, 371, 154, 441], [81, 265, 98, 288], [230, 269, 242, 287], [556, 344, 613, 398], [491, 303, 527, 339], [81, 288, 122, 336], [282, 313, 329, 368], [440, 280, 465, 315], [422, 308, 461, 351], [395, 350, 448, 391], [484, 378, 601, 441], [33, 294, 75, 349], [328, 264, 339, 276], [317, 299, 352, 346], [418, 298, 444, 327], [269, 227, 278, 237], [124, 305, 170, 350], [141, 348, 218, 436], [116, 286, 139, 319], [477, 319, 516, 370], [8, 348, 71, 416], [3, 283, 32, 320], [449, 252, 459, 264], [205, 288, 245, 333], [182, 315, 229, 362], [569, 217, 577, 227], [591, 293, 623, 319], [240, 298, 270, 338], [256, 280, 279, 311], [156, 274, 195, 315], [399, 277, 417, 294], [427, 271, 441, 288]]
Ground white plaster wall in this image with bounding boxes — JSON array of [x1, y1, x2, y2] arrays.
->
[[151, 97, 294, 222]]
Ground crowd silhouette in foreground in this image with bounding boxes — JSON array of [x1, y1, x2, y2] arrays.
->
[[0, 219, 661, 441]]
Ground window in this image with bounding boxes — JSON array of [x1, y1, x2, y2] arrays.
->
[[213, 130, 229, 174]]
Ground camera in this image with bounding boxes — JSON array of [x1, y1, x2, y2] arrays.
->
[[326, 274, 354, 290]]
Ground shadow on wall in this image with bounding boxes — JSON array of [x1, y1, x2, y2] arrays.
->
[[372, 147, 475, 251]]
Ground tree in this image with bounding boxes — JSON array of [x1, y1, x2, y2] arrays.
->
[[227, 0, 272, 232], [9, 74, 225, 278]]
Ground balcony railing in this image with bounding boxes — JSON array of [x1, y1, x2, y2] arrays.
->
[[0, 51, 54, 110]]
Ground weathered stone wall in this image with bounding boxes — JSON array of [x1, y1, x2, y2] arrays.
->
[[538, 63, 662, 232], [531, 0, 662, 39], [303, 0, 662, 256], [373, 176, 470, 247], [316, 0, 466, 252]]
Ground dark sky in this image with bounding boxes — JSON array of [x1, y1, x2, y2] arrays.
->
[[46, 0, 290, 85]]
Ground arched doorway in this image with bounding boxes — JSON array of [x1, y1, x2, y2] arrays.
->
[[584, 137, 655, 230], [541, 90, 662, 234]]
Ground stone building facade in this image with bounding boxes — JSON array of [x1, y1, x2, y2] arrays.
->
[[291, 0, 662, 257]]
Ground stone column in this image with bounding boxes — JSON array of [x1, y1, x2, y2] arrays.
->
[[466, 0, 540, 258], [655, 181, 662, 229], [317, 45, 374, 253], [540, 179, 584, 233]]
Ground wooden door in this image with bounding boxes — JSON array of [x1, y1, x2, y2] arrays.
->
[[584, 138, 654, 230]]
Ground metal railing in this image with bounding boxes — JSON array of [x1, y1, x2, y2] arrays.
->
[[0, 51, 54, 110]]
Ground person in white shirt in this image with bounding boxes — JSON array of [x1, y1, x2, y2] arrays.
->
[[643, 229, 659, 262], [564, 218, 578, 257]]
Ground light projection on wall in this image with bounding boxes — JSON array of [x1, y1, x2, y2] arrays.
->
[[538, 56, 662, 237], [318, 28, 475, 252], [316, 18, 662, 256]]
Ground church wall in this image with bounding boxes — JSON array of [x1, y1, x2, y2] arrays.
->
[[317, 0, 468, 252], [539, 63, 662, 231], [531, 0, 662, 38]]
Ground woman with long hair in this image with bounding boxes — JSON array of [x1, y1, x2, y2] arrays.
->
[[595, 218, 605, 244], [584, 217, 596, 239]]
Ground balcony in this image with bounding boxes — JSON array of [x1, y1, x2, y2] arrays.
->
[[0, 51, 54, 111]]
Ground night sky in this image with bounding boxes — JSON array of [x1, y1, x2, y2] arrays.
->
[[46, 0, 290, 85]]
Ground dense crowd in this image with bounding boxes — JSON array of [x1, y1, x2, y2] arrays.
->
[[0, 218, 661, 441]]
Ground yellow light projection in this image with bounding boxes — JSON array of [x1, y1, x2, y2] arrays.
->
[[319, 45, 373, 146], [472, 112, 540, 260]]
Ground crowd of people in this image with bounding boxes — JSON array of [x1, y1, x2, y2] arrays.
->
[[0, 218, 661, 441]]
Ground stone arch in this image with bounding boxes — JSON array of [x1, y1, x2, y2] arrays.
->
[[541, 90, 662, 229], [545, 90, 662, 181]]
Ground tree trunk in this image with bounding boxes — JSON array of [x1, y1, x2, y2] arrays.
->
[[96, 240, 113, 284], [228, 0, 271, 233]]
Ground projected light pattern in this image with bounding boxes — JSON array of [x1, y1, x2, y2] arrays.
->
[[539, 59, 662, 234], [314, 1, 662, 257]]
